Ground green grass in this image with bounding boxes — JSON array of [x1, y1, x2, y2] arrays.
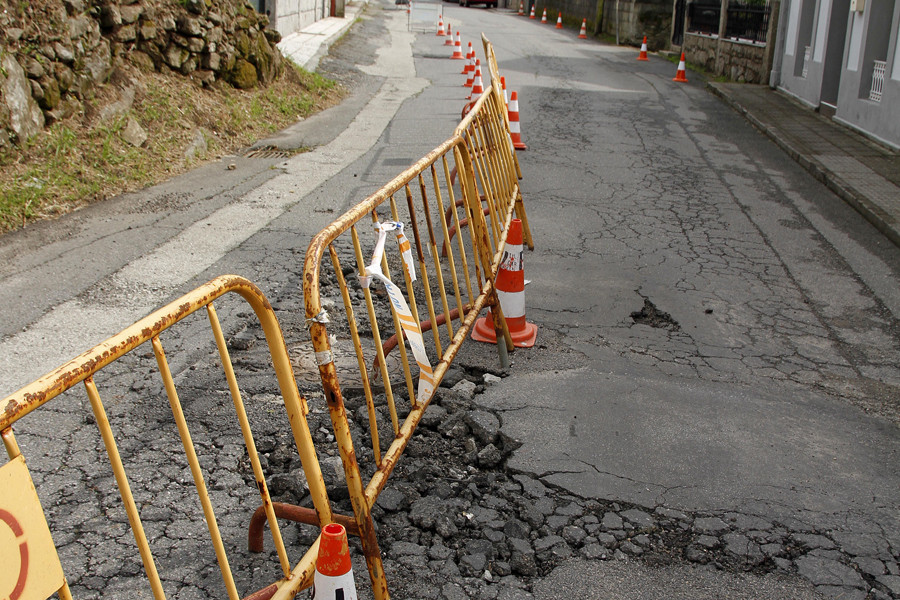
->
[[0, 64, 343, 233]]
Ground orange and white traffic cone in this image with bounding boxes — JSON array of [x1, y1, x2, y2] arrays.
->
[[437, 15, 446, 36], [518, 1, 525, 15], [462, 42, 475, 72], [313, 523, 358, 600], [673, 51, 688, 82], [467, 67, 484, 100], [555, 12, 563, 28], [450, 31, 464, 59], [541, 8, 547, 23], [529, 5, 535, 18], [578, 19, 588, 38], [508, 90, 527, 150], [464, 57, 478, 87], [637, 35, 649, 60], [501, 75, 508, 106], [445, 26, 456, 45], [472, 219, 537, 348]]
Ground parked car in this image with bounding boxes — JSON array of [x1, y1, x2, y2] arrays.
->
[[459, 0, 496, 7]]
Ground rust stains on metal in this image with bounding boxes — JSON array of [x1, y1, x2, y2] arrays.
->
[[249, 502, 361, 552], [241, 583, 278, 600], [3, 273, 340, 600], [295, 47, 531, 599]]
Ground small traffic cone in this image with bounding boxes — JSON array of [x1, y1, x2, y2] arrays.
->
[[518, 1, 525, 15], [314, 523, 358, 600], [444, 26, 456, 45], [437, 15, 446, 36], [673, 51, 688, 82], [529, 5, 535, 18], [555, 12, 563, 28], [578, 19, 588, 38], [462, 42, 475, 72], [501, 75, 508, 106], [467, 67, 484, 100], [541, 8, 547, 23], [464, 58, 478, 87], [450, 31, 464, 59], [508, 90, 527, 150], [637, 35, 649, 60], [471, 219, 537, 348]]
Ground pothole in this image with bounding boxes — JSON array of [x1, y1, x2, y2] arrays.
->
[[630, 298, 681, 331]]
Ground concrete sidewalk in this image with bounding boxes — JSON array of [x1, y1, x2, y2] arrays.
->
[[708, 82, 900, 249], [277, 0, 369, 72]]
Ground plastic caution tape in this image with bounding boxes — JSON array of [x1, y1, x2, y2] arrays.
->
[[360, 222, 436, 402]]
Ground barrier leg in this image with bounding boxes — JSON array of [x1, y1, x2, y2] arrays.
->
[[514, 192, 534, 251]]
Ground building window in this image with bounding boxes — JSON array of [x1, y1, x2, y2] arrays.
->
[[688, 0, 722, 35], [725, 0, 771, 44], [869, 59, 886, 100]]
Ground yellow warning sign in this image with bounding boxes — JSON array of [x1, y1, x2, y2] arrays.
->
[[0, 456, 66, 600]]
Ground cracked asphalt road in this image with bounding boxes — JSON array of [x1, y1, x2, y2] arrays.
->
[[1, 2, 899, 599]]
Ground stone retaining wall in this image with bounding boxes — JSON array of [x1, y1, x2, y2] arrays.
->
[[0, 0, 284, 147], [684, 32, 768, 83]]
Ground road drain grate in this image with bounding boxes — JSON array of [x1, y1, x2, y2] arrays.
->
[[243, 145, 297, 159]]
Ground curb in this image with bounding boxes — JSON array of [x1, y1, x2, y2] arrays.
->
[[707, 82, 900, 250]]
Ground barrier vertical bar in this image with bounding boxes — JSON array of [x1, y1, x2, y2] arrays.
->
[[151, 335, 241, 600], [206, 303, 292, 577], [457, 144, 514, 362], [330, 244, 383, 466], [352, 224, 397, 426], [442, 155, 476, 311], [376, 204, 414, 419], [84, 376, 167, 600], [308, 319, 391, 600], [403, 183, 443, 361], [421, 170, 455, 343]]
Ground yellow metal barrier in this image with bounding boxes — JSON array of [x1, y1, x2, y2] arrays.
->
[[301, 36, 532, 600], [0, 275, 336, 600]]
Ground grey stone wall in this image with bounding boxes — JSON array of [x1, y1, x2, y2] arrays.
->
[[684, 33, 769, 82], [0, 0, 284, 147], [600, 0, 673, 49]]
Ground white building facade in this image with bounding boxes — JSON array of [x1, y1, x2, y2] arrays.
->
[[252, 0, 343, 38], [770, 0, 900, 148]]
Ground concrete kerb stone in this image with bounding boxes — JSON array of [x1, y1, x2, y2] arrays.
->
[[277, 0, 370, 72]]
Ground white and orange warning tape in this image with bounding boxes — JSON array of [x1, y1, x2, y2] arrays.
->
[[360, 222, 436, 403]]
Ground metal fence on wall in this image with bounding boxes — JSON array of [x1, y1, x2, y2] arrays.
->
[[687, 0, 771, 43], [687, 0, 720, 35], [725, 0, 771, 43]]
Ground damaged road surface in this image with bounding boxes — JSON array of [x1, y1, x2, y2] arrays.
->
[[1, 1, 899, 600]]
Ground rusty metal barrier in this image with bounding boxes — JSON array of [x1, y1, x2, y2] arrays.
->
[[0, 275, 337, 600], [301, 35, 532, 600]]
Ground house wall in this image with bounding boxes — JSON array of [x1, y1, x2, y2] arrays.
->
[[776, 0, 828, 106], [834, 0, 900, 147], [272, 0, 325, 36]]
